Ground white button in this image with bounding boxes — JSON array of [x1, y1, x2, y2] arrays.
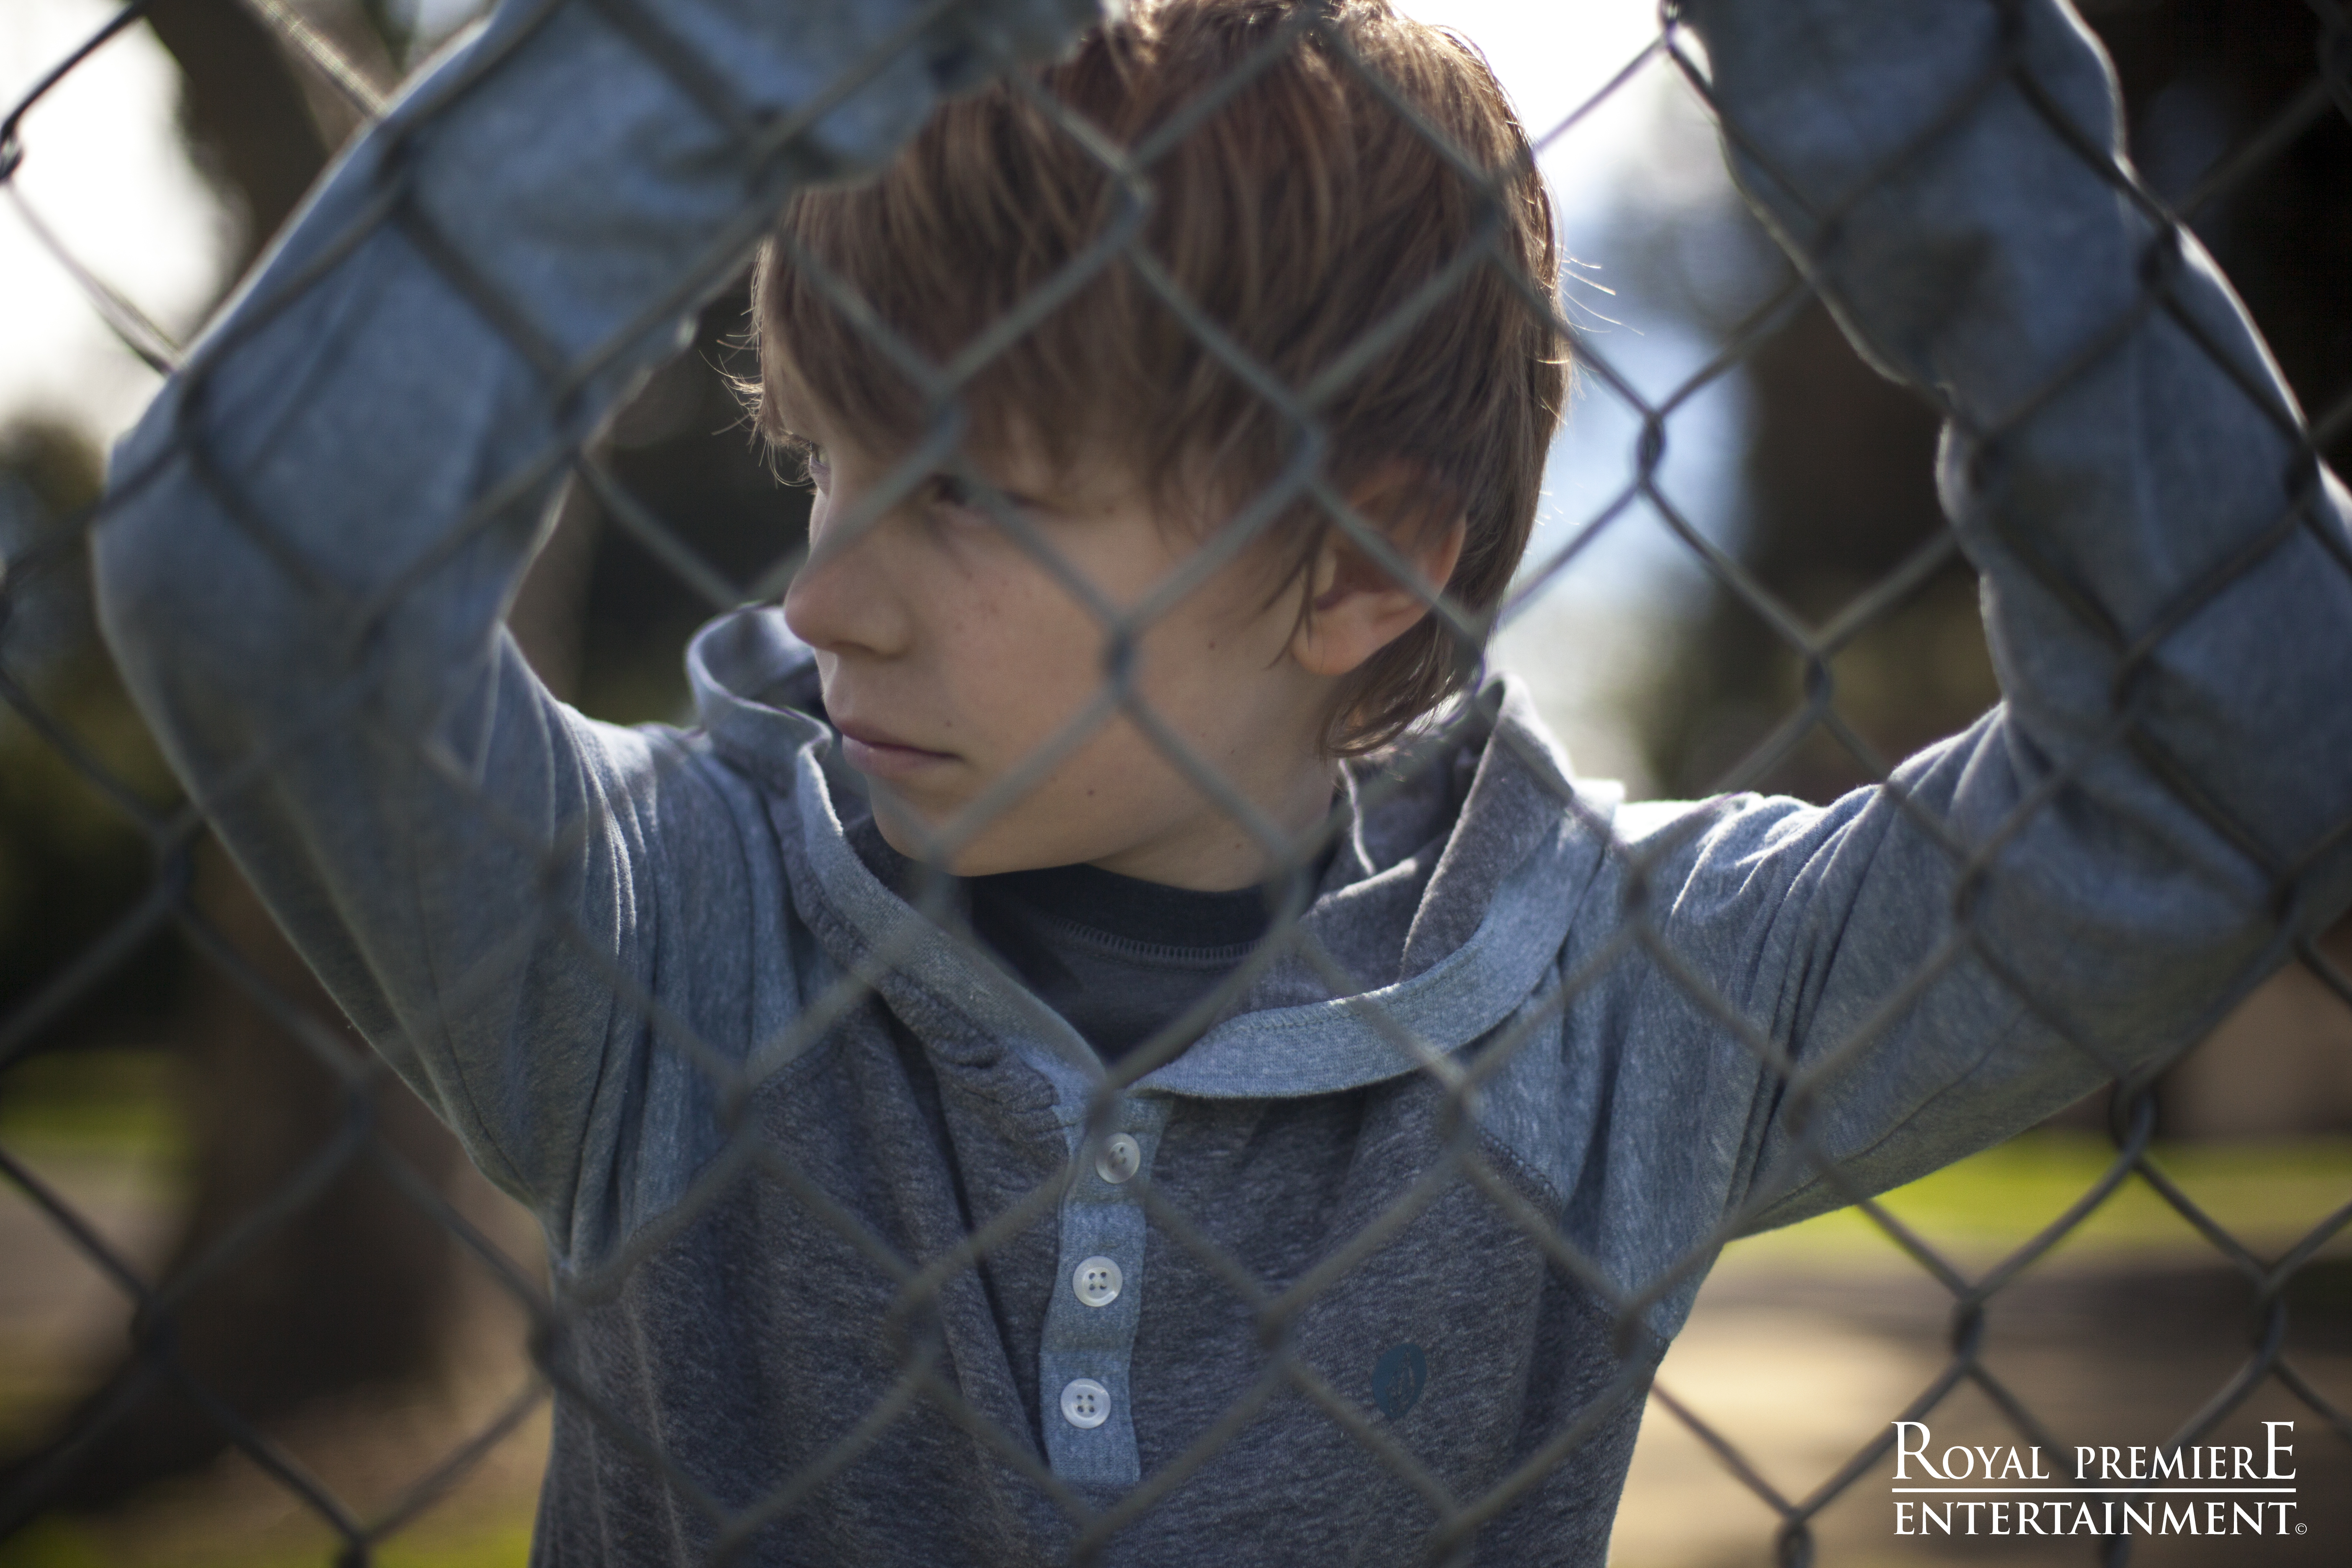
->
[[1096, 1134, 1141, 1184], [1073, 1256, 1123, 1308], [1060, 1377, 1111, 1429]]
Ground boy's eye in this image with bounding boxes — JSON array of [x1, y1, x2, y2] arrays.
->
[[926, 473, 1045, 529], [927, 474, 993, 525]]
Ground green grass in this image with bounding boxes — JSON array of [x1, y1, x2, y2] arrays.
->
[[0, 1522, 108, 1568], [371, 1520, 537, 1568], [0, 1514, 537, 1568], [0, 1049, 186, 1166], [1730, 1129, 2352, 1270], [3, 1082, 2343, 1566]]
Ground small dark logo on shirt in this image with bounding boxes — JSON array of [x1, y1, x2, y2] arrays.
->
[[1372, 1343, 1428, 1420]]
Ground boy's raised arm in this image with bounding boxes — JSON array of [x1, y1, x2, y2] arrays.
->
[[1607, 0, 2352, 1236], [89, 0, 1092, 1258]]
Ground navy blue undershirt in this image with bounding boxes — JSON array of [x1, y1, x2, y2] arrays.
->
[[847, 814, 1305, 1063]]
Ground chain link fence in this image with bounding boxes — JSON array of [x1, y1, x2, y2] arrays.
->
[[3, 0, 2351, 1563]]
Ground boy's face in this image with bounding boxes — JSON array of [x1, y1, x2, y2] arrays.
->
[[778, 399, 1343, 891]]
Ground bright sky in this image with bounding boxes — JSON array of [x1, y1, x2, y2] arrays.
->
[[1398, 2, 1748, 790], [1408, 2, 1750, 603], [1, 0, 227, 440], [0, 0, 1681, 442], [1396, 0, 1674, 215]]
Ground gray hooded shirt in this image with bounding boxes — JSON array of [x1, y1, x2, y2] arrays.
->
[[87, 0, 2352, 1561]]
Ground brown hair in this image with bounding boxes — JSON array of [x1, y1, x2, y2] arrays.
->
[[754, 0, 1565, 753]]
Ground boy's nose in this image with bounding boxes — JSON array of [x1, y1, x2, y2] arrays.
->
[[783, 494, 913, 659]]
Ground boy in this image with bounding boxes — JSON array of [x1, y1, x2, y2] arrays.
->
[[90, 0, 2352, 1563]]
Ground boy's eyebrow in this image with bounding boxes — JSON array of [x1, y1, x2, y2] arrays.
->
[[761, 355, 840, 448], [762, 372, 1082, 516], [766, 382, 819, 441], [940, 434, 1102, 518]]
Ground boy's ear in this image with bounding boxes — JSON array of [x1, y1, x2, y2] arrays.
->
[[1290, 470, 1467, 680]]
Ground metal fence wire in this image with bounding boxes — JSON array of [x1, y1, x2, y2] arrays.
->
[[3, 0, 2352, 1563]]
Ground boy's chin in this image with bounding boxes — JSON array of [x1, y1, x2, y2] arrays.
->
[[868, 796, 1094, 879], [866, 797, 944, 866], [867, 797, 1014, 877]]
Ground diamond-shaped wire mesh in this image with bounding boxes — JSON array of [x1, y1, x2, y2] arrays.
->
[[2, 0, 2349, 1563]]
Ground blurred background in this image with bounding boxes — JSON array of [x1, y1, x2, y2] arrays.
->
[[0, 1, 2346, 1563]]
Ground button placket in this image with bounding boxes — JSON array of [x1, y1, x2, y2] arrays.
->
[[1039, 1098, 1167, 1487]]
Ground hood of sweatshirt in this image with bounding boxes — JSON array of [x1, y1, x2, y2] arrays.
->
[[684, 605, 1623, 1102]]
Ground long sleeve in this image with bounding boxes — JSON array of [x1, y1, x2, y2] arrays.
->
[[1574, 0, 2352, 1245], [89, 0, 1095, 1264]]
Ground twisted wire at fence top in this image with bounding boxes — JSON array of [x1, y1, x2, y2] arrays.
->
[[2, 0, 2350, 1563]]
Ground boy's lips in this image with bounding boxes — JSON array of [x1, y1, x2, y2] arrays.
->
[[833, 719, 958, 779]]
